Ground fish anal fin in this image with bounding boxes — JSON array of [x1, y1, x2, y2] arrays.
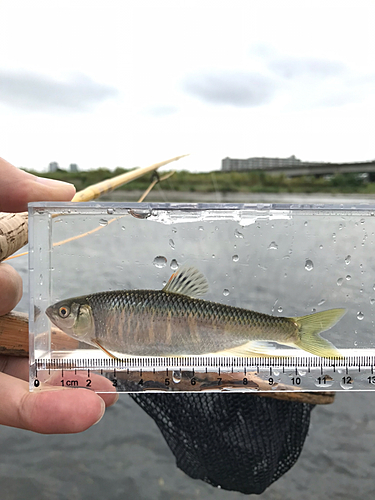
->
[[162, 265, 209, 298], [213, 341, 278, 358]]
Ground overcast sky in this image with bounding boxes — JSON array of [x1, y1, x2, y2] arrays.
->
[[1, 0, 374, 173]]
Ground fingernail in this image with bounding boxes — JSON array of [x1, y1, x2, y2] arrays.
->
[[34, 176, 76, 189], [107, 392, 120, 407], [93, 398, 106, 426]]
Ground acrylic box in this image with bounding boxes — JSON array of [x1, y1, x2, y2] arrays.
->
[[28, 202, 375, 392]]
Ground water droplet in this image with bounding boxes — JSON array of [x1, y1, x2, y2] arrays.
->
[[314, 375, 334, 388], [337, 278, 343, 286], [169, 239, 175, 249], [319, 245, 323, 250], [198, 226, 204, 231], [277, 306, 283, 313], [357, 311, 364, 320], [234, 229, 244, 239], [232, 255, 239, 262], [107, 208, 114, 215], [170, 259, 179, 270], [172, 371, 181, 383], [318, 299, 326, 306], [340, 380, 353, 390], [212, 254, 215, 259], [121, 226, 126, 231], [223, 289, 230, 296], [371, 298, 375, 305], [268, 241, 278, 250], [39, 274, 43, 286], [346, 275, 351, 281], [99, 218, 108, 226], [129, 209, 151, 219], [304, 221, 308, 226], [305, 259, 314, 271], [172, 227, 177, 234], [345, 255, 351, 265], [153, 256, 167, 268]]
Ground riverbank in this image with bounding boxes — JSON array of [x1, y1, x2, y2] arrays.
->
[[27, 167, 375, 197], [101, 189, 375, 204]]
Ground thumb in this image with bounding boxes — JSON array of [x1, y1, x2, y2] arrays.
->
[[0, 157, 76, 213]]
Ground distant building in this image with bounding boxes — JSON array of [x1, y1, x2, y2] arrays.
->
[[222, 155, 302, 171], [69, 163, 79, 173], [48, 161, 59, 172]]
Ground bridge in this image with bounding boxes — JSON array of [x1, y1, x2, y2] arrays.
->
[[264, 160, 375, 177], [221, 156, 375, 177]]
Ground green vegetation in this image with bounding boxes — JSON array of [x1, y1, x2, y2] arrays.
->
[[24, 167, 375, 194]]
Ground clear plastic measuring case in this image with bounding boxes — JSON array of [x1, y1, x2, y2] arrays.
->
[[29, 202, 375, 393]]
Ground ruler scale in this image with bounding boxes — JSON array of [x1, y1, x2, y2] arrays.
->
[[30, 351, 375, 393]]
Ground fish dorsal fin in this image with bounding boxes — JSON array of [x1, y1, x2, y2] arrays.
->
[[162, 265, 209, 298]]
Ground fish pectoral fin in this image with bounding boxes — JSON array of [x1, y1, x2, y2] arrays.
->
[[92, 339, 119, 359], [214, 341, 278, 357], [162, 265, 209, 298]]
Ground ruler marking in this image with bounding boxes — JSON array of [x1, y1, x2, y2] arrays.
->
[[32, 355, 375, 391]]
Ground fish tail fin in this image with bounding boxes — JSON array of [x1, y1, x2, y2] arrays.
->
[[291, 308, 346, 358]]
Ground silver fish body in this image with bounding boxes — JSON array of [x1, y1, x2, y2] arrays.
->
[[46, 266, 345, 358]]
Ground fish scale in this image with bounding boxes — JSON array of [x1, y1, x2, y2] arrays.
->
[[76, 290, 304, 356], [46, 265, 345, 359]]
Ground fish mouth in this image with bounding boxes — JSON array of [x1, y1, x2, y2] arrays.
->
[[45, 306, 54, 321]]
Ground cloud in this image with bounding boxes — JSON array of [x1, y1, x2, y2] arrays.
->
[[146, 105, 178, 117], [249, 49, 372, 109], [268, 56, 346, 79], [182, 70, 275, 107], [0, 70, 118, 112]]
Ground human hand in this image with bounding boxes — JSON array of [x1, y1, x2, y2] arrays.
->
[[0, 157, 118, 433]]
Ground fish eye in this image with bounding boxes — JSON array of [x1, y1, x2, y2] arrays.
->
[[58, 306, 70, 318]]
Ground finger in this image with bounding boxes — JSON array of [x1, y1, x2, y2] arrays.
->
[[0, 372, 106, 433], [0, 356, 119, 407], [0, 263, 23, 315], [0, 157, 76, 213]]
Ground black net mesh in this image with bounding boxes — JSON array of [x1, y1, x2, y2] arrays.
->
[[130, 393, 314, 495]]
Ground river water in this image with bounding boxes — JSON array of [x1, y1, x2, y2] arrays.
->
[[2, 194, 375, 499]]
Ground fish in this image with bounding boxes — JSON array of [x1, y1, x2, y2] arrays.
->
[[45, 265, 346, 358]]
